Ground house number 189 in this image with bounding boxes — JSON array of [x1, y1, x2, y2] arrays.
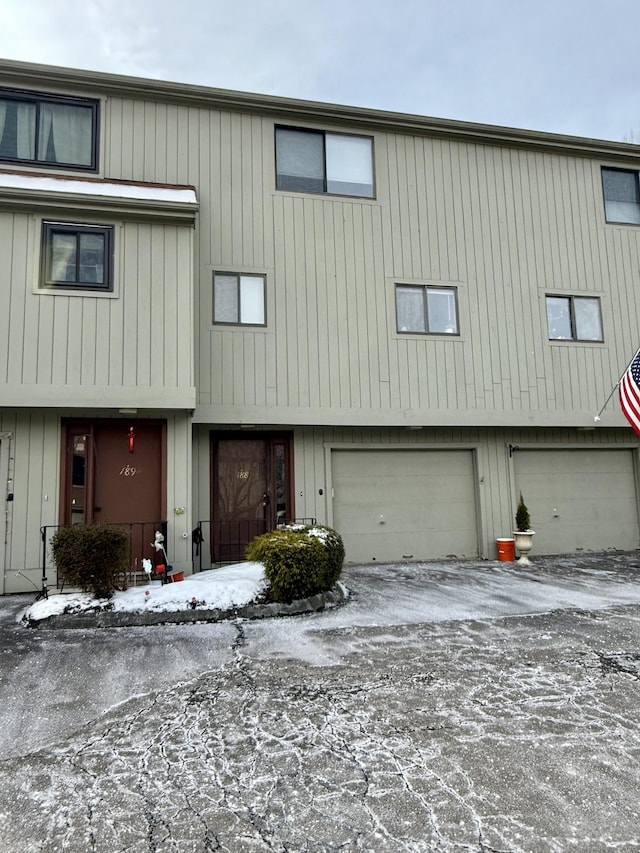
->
[[119, 465, 137, 477]]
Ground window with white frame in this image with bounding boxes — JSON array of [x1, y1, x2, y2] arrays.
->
[[213, 272, 266, 325], [602, 168, 640, 224], [546, 295, 603, 341], [41, 222, 113, 291], [395, 284, 459, 334], [0, 89, 98, 170], [275, 126, 374, 197]]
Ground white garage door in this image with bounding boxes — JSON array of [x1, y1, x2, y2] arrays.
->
[[331, 449, 478, 563], [514, 449, 640, 554]]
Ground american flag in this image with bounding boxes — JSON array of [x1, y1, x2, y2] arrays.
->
[[619, 350, 640, 436]]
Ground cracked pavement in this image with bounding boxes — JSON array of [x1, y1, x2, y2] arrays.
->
[[1, 555, 640, 851]]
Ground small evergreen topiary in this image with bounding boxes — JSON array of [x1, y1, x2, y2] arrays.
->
[[246, 524, 344, 604], [51, 524, 130, 598], [515, 493, 531, 532]]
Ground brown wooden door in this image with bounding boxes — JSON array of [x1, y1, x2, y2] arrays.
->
[[211, 434, 292, 562], [62, 421, 165, 570]]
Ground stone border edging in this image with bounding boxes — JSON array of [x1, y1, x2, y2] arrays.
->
[[24, 582, 350, 630]]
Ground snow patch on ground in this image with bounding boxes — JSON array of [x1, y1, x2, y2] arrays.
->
[[24, 562, 267, 621]]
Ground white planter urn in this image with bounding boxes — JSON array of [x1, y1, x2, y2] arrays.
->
[[513, 530, 535, 564]]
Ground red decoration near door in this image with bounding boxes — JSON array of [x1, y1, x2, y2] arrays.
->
[[128, 426, 136, 453]]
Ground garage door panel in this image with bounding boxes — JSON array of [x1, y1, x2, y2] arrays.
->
[[514, 449, 639, 554], [343, 531, 477, 563], [332, 449, 478, 563]]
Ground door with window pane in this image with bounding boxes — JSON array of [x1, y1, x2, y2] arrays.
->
[[211, 434, 292, 562], [61, 421, 165, 571]]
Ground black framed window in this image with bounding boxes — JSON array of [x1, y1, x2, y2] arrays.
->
[[396, 284, 459, 334], [602, 168, 640, 224], [546, 295, 603, 341], [275, 126, 374, 197], [213, 272, 266, 325], [0, 88, 98, 170], [42, 223, 114, 292]]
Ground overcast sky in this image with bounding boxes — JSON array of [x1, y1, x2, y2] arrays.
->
[[1, 0, 638, 143]]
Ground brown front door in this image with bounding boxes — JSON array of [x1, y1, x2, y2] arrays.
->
[[211, 434, 292, 562], [62, 421, 166, 569]]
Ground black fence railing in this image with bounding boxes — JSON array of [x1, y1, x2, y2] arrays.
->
[[39, 520, 168, 599], [193, 518, 317, 572]]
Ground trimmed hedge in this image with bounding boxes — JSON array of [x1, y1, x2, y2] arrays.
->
[[51, 524, 130, 598], [246, 524, 344, 604]]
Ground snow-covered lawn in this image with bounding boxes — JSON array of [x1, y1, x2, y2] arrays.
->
[[25, 562, 267, 621]]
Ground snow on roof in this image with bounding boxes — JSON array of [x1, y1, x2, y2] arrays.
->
[[0, 171, 198, 204]]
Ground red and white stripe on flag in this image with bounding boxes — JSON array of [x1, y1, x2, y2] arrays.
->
[[619, 353, 640, 436]]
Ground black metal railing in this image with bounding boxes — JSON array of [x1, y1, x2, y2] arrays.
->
[[39, 520, 168, 599], [192, 517, 317, 572]]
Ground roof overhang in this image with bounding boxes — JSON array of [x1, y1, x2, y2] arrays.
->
[[1, 57, 640, 163], [0, 170, 198, 223]]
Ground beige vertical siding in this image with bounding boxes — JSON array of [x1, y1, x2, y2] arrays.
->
[[193, 122, 640, 423], [0, 211, 194, 404], [0, 410, 60, 594], [97, 90, 640, 426], [164, 413, 193, 574]]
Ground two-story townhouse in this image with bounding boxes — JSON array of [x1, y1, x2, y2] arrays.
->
[[1, 58, 640, 595]]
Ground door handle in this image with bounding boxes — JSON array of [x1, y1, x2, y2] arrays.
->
[[94, 506, 102, 512]]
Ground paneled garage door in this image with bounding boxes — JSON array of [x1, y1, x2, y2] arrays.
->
[[331, 449, 478, 563], [513, 449, 640, 554]]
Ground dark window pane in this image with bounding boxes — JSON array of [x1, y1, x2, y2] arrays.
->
[[214, 274, 239, 322], [603, 169, 638, 203], [276, 128, 324, 192], [396, 286, 426, 332], [50, 233, 77, 282], [0, 98, 36, 160], [38, 102, 94, 166], [603, 169, 640, 224], [274, 443, 288, 523], [79, 233, 105, 284], [71, 435, 86, 525], [546, 296, 572, 339]]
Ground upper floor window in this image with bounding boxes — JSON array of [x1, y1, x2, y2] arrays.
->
[[602, 168, 640, 224], [41, 222, 113, 292], [0, 89, 98, 170], [546, 295, 603, 341], [275, 127, 374, 197], [213, 272, 266, 325], [396, 284, 459, 334]]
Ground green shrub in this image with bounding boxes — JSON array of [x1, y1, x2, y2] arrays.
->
[[51, 524, 130, 598], [246, 524, 344, 603], [515, 493, 531, 532]]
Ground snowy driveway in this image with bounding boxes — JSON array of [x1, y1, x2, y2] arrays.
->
[[1, 554, 640, 851]]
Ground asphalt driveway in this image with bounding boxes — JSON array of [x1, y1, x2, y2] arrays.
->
[[1, 553, 640, 851]]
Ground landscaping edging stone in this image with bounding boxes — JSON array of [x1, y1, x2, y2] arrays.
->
[[24, 582, 350, 629]]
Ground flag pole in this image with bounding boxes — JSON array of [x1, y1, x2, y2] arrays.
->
[[594, 345, 640, 422]]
